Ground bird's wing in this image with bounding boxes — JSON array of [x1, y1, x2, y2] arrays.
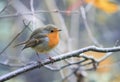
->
[[29, 28, 44, 39], [14, 28, 47, 49], [22, 34, 47, 50]]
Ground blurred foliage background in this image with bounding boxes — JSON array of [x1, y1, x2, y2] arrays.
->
[[0, 0, 120, 82]]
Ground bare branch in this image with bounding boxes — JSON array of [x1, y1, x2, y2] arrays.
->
[[0, 10, 80, 19], [0, 0, 12, 14], [44, 59, 86, 71], [0, 46, 120, 81], [80, 3, 102, 47], [61, 71, 75, 82], [0, 21, 31, 55]]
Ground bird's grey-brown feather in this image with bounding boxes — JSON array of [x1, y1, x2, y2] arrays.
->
[[22, 38, 45, 50], [29, 28, 44, 39], [23, 28, 48, 49]]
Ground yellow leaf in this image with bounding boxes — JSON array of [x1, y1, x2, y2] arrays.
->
[[85, 0, 118, 13], [100, 2, 118, 13], [84, 51, 113, 73]]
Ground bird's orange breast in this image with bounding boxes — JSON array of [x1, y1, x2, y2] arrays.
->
[[47, 32, 60, 48]]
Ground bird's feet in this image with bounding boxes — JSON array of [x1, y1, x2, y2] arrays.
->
[[37, 59, 44, 68], [48, 56, 55, 64]]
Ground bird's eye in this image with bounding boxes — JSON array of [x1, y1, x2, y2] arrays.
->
[[51, 30, 54, 33]]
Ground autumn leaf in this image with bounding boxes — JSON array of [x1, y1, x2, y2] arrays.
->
[[66, 0, 118, 15], [84, 51, 113, 73], [85, 0, 118, 13], [66, 0, 82, 15]]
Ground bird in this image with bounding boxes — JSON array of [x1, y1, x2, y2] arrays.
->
[[14, 24, 61, 62]]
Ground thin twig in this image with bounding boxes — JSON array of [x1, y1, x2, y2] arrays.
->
[[0, 0, 12, 14], [80, 3, 102, 47], [30, 0, 36, 29], [114, 40, 120, 47], [61, 71, 75, 82], [62, 64, 86, 82], [0, 20, 31, 55], [0, 10, 80, 19], [45, 59, 86, 71], [0, 62, 24, 67], [30, 0, 34, 13]]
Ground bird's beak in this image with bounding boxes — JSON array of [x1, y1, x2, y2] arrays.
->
[[58, 29, 62, 31]]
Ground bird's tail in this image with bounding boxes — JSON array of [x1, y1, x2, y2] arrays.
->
[[14, 41, 27, 48]]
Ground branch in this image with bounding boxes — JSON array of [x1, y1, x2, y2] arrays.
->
[[0, 20, 31, 55], [0, 46, 120, 81], [0, 10, 80, 19], [0, 0, 12, 14], [80, 5, 102, 47]]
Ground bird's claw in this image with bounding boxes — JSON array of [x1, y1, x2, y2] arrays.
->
[[48, 57, 55, 64]]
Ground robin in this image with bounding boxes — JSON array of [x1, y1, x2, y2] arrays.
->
[[14, 24, 61, 62]]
